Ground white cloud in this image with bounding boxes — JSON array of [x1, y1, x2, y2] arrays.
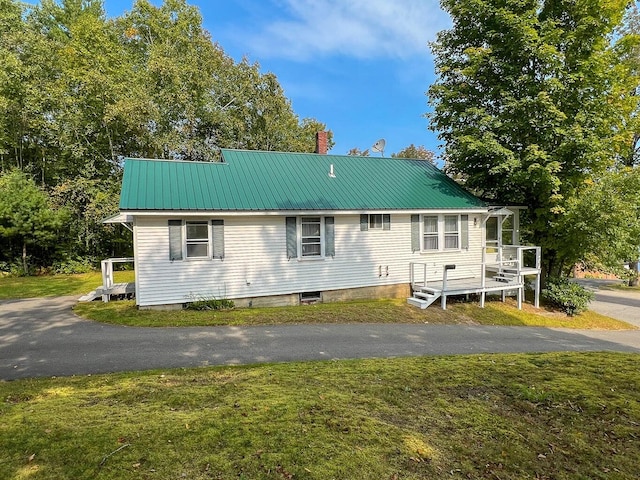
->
[[244, 0, 450, 61]]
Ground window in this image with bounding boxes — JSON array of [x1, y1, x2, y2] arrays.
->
[[301, 217, 322, 257], [286, 216, 335, 259], [423, 216, 438, 251], [501, 216, 514, 246], [186, 221, 209, 258], [444, 215, 459, 249], [360, 214, 391, 231], [413, 214, 467, 253], [168, 220, 225, 260]]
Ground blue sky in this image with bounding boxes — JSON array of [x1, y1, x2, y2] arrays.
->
[[45, 0, 453, 159]]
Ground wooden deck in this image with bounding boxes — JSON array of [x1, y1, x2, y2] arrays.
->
[[410, 276, 524, 310]]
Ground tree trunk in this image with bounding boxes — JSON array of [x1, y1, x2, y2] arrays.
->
[[22, 241, 27, 276], [629, 261, 639, 287]]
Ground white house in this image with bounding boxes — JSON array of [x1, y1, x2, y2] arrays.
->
[[102, 143, 541, 309]]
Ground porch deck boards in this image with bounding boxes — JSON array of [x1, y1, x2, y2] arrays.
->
[[413, 277, 523, 296]]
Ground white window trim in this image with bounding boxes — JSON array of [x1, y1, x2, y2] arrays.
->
[[421, 214, 462, 253], [185, 220, 210, 260], [369, 214, 383, 230], [298, 216, 325, 260]]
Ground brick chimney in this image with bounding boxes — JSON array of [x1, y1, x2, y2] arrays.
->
[[315, 131, 328, 155]]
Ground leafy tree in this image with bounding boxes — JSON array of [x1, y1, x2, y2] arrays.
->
[[428, 0, 639, 278], [557, 169, 640, 284], [392, 144, 435, 163], [0, 169, 67, 274], [347, 147, 370, 156]]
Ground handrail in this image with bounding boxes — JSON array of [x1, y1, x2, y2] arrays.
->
[[101, 257, 134, 292]]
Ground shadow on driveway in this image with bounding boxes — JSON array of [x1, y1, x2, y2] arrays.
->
[[2, 296, 639, 381]]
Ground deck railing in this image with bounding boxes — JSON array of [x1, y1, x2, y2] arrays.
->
[[101, 257, 135, 301]]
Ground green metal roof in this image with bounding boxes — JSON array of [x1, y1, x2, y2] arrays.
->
[[119, 149, 487, 211]]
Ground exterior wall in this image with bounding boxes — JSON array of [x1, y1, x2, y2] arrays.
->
[[132, 213, 486, 307]]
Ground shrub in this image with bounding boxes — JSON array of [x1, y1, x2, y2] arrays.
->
[[52, 257, 97, 274], [185, 294, 235, 311], [542, 277, 594, 316]]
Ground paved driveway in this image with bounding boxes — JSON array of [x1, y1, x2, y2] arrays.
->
[[1, 296, 639, 381], [574, 279, 640, 328]]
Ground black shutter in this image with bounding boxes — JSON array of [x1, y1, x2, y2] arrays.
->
[[411, 215, 420, 252], [461, 215, 469, 250], [286, 217, 297, 259], [360, 214, 368, 231], [212, 219, 224, 259], [325, 216, 335, 257], [168, 220, 183, 261]]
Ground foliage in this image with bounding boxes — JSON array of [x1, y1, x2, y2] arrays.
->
[[428, 0, 640, 278], [391, 144, 435, 163], [556, 168, 640, 278], [51, 256, 97, 274], [185, 293, 235, 311], [0, 0, 330, 270], [1, 353, 639, 479], [347, 147, 370, 156], [0, 169, 68, 274], [542, 277, 595, 316]]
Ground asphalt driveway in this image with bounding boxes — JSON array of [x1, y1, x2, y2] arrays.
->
[[574, 278, 640, 328], [1, 295, 639, 381]]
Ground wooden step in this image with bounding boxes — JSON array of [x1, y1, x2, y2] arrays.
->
[[407, 297, 429, 309]]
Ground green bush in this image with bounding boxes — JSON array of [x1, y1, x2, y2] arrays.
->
[[185, 294, 235, 311], [542, 277, 594, 316], [52, 257, 97, 274]]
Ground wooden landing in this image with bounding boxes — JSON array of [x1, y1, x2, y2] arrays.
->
[[410, 277, 523, 310], [79, 282, 136, 302], [413, 277, 522, 295]]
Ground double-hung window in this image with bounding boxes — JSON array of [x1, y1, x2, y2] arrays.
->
[[168, 220, 225, 261], [423, 216, 439, 251], [444, 215, 459, 249], [186, 221, 209, 258], [301, 217, 322, 257], [286, 216, 335, 260], [412, 214, 468, 253]]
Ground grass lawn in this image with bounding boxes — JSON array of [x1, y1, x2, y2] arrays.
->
[[1, 272, 635, 329], [73, 297, 634, 330], [0, 271, 134, 299], [1, 352, 638, 479]]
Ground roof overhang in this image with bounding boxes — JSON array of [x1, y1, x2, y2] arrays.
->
[[487, 207, 515, 217], [116, 208, 490, 217], [102, 212, 134, 232], [102, 212, 134, 224]]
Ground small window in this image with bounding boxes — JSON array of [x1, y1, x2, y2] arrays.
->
[[502, 216, 514, 246], [423, 216, 438, 251], [186, 221, 209, 258], [369, 214, 383, 229], [444, 215, 459, 249], [301, 217, 322, 257], [300, 291, 321, 304]]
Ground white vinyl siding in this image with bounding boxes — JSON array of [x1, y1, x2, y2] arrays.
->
[[133, 213, 485, 307]]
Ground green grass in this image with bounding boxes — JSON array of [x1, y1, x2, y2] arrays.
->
[[1, 352, 639, 479], [0, 271, 135, 299], [1, 273, 634, 330], [73, 297, 634, 330]]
